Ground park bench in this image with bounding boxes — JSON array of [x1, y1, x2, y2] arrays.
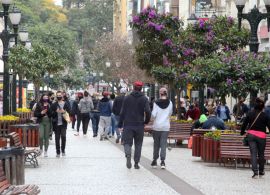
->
[[9, 132, 40, 168], [168, 122, 193, 145], [0, 160, 40, 195], [219, 134, 270, 168]]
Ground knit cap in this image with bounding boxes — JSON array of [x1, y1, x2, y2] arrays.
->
[[199, 114, 207, 123]]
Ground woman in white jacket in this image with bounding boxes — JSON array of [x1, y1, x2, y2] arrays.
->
[[151, 87, 173, 169]]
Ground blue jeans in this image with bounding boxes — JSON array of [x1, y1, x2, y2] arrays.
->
[[91, 112, 100, 135], [114, 115, 121, 137]]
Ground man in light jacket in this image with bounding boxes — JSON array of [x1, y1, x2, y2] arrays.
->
[[151, 87, 173, 169]]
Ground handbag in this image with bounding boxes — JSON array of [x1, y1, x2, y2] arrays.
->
[[242, 111, 262, 146], [63, 111, 71, 123]]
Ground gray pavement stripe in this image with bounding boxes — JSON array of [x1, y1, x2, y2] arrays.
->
[[109, 138, 204, 195]]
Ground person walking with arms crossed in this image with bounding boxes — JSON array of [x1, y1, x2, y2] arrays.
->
[[151, 88, 173, 169]]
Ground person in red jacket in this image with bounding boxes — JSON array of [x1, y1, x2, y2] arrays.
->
[[186, 102, 200, 120]]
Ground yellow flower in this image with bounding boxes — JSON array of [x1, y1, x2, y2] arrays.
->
[[17, 108, 31, 113]]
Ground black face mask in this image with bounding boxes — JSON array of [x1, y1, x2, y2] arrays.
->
[[57, 97, 62, 101]]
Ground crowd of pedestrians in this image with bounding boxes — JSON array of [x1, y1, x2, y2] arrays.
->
[[30, 83, 270, 178]]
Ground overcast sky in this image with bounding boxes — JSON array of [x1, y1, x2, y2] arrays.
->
[[54, 0, 62, 6]]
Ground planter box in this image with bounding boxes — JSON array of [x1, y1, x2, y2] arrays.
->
[[201, 137, 220, 163]]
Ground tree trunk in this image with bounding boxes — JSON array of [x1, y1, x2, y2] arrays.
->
[[34, 83, 40, 101], [176, 88, 182, 119]]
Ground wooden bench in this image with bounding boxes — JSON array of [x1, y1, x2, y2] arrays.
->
[[167, 122, 192, 145], [9, 132, 40, 168], [220, 134, 270, 168], [0, 160, 40, 195]]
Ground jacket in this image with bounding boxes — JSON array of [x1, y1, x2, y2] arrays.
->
[[98, 97, 112, 117], [79, 97, 94, 114], [152, 99, 173, 131], [216, 105, 231, 120], [50, 101, 71, 128], [202, 115, 226, 130], [112, 95, 125, 116], [186, 107, 200, 120], [72, 100, 80, 115], [118, 91, 151, 130], [34, 102, 52, 123]]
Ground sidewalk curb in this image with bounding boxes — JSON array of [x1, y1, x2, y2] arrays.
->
[[109, 138, 204, 195]]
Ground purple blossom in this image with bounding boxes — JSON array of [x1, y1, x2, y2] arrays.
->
[[223, 45, 230, 52], [163, 55, 170, 66], [132, 15, 140, 24], [227, 16, 234, 25], [206, 30, 214, 43], [179, 73, 188, 79], [183, 48, 194, 56], [199, 20, 205, 29], [148, 9, 156, 19], [163, 39, 173, 46], [142, 8, 148, 14], [184, 61, 189, 65], [155, 24, 164, 31], [226, 78, 232, 86], [147, 21, 156, 28], [237, 78, 244, 84]]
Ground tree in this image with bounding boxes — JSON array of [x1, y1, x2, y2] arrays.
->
[[29, 22, 78, 68], [9, 43, 65, 99], [190, 50, 270, 99], [89, 33, 153, 90]]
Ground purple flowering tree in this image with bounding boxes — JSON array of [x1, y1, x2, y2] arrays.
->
[[190, 50, 270, 98]]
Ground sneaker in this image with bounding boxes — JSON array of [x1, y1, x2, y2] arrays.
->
[[151, 160, 157, 168], [100, 136, 104, 141], [62, 153, 66, 157], [116, 137, 120, 144], [93, 134, 97, 137], [252, 173, 258, 179], [44, 151, 48, 157], [104, 136, 109, 140], [161, 161, 166, 169], [259, 172, 265, 178], [74, 132, 79, 136], [134, 163, 140, 169], [126, 156, 132, 169], [83, 134, 87, 137], [56, 154, 60, 158]]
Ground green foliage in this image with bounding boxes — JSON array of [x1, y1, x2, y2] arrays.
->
[[190, 50, 270, 98], [9, 43, 65, 86], [131, 8, 249, 88], [29, 22, 78, 68]]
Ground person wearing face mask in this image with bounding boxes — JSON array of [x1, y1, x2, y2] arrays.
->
[[50, 91, 71, 157], [34, 94, 52, 157], [150, 88, 173, 169]]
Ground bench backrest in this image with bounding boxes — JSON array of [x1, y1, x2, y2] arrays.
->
[[220, 134, 270, 158], [9, 132, 23, 147], [170, 123, 192, 132]]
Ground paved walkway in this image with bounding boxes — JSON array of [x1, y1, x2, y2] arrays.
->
[[25, 126, 270, 195]]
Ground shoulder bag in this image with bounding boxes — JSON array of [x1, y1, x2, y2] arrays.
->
[[243, 112, 262, 146]]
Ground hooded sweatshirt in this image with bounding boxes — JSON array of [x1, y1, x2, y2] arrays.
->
[[98, 97, 112, 117], [152, 99, 173, 131], [118, 91, 151, 130]]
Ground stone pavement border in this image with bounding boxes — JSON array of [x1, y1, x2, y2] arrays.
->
[[110, 139, 204, 195]]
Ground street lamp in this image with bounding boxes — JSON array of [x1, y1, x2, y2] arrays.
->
[[235, 0, 270, 53], [0, 0, 21, 115], [17, 27, 30, 108]]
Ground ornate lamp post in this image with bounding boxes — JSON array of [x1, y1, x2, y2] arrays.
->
[[18, 27, 29, 108], [0, 0, 21, 115], [235, 0, 270, 53]]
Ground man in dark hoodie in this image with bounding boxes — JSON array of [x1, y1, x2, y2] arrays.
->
[[112, 88, 127, 143], [119, 81, 151, 169], [98, 91, 112, 141]]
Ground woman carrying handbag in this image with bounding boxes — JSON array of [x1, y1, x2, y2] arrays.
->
[[241, 97, 270, 178]]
